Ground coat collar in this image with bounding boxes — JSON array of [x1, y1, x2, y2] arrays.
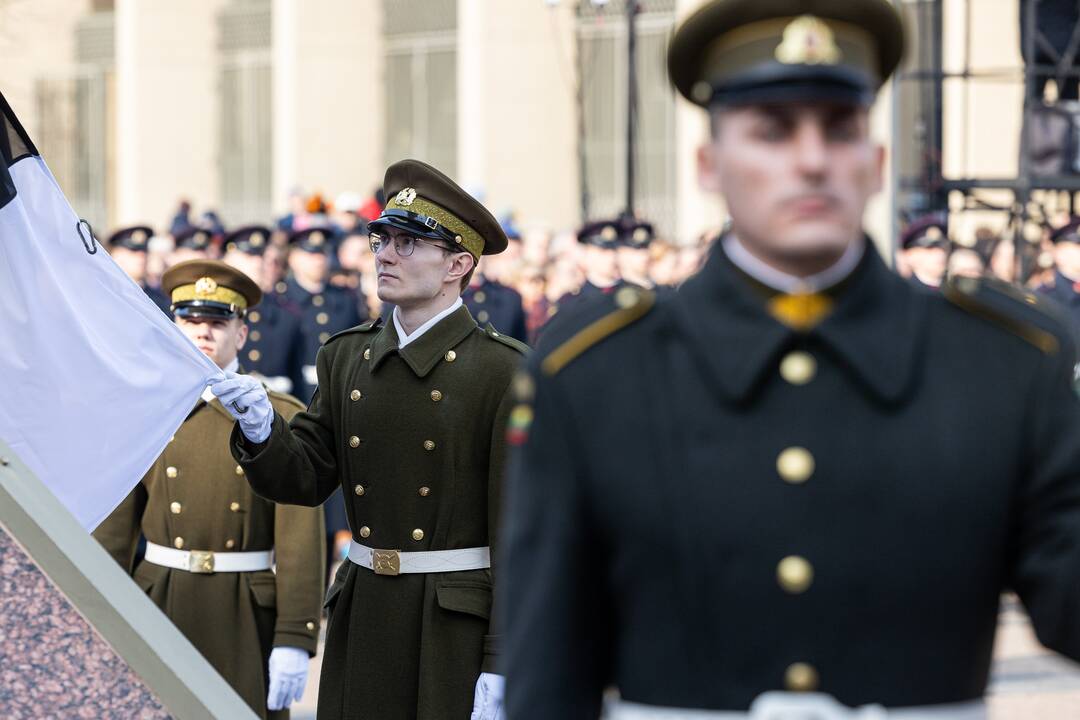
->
[[368, 304, 478, 378], [671, 238, 928, 406]]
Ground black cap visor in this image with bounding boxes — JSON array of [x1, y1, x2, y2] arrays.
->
[[173, 300, 244, 320], [369, 209, 459, 247], [709, 63, 874, 108]]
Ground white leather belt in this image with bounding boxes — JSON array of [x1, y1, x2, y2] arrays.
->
[[607, 693, 986, 720], [348, 541, 490, 576], [144, 541, 274, 574]]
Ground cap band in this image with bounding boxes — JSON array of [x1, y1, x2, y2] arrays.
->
[[171, 282, 248, 309], [383, 194, 485, 258]]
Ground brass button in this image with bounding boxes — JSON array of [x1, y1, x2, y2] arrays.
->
[[359, 526, 371, 538], [615, 285, 640, 309], [423, 440, 436, 451], [430, 390, 443, 402], [316, 312, 329, 325], [777, 555, 814, 594], [250, 330, 262, 342], [306, 621, 316, 630], [779, 352, 817, 385], [412, 529, 424, 542], [785, 662, 819, 692], [225, 539, 236, 549], [230, 501, 241, 512], [349, 436, 361, 448], [275, 281, 287, 294], [319, 332, 330, 343], [777, 447, 814, 484], [235, 465, 244, 476], [364, 348, 371, 360], [445, 350, 456, 362], [475, 291, 487, 303], [350, 389, 362, 401], [166, 466, 178, 478], [418, 486, 431, 497], [354, 484, 365, 496], [249, 311, 261, 323], [313, 295, 325, 307], [477, 311, 489, 323], [249, 349, 262, 362], [173, 537, 185, 549], [170, 501, 182, 514]]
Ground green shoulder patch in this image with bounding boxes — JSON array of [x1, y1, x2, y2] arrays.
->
[[541, 285, 656, 376], [325, 318, 382, 345], [484, 324, 529, 355], [943, 275, 1069, 355]]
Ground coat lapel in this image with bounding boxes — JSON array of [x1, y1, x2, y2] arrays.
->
[[369, 305, 478, 378], [671, 239, 927, 407]]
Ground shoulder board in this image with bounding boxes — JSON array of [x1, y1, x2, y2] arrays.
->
[[540, 285, 656, 376], [267, 388, 306, 412], [324, 318, 382, 345], [943, 275, 1071, 355], [483, 324, 529, 355]]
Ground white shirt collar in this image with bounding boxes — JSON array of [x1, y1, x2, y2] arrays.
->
[[722, 234, 864, 294], [393, 297, 464, 349], [202, 357, 239, 403]]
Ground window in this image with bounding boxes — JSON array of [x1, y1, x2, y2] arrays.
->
[[218, 0, 273, 224], [578, 0, 676, 235], [383, 0, 458, 176]]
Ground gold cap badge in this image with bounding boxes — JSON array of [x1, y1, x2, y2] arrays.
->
[[775, 15, 842, 66], [396, 187, 417, 206], [195, 277, 218, 296]]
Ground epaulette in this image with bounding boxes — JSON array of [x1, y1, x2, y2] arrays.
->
[[483, 324, 529, 355], [540, 285, 656, 376], [943, 275, 1071, 355], [324, 318, 382, 345], [267, 388, 306, 412]]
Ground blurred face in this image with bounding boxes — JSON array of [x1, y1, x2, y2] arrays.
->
[[583, 245, 620, 286], [947, 248, 985, 279], [699, 102, 883, 276], [338, 235, 366, 272], [617, 246, 651, 283], [176, 316, 248, 370], [289, 248, 330, 285], [903, 246, 947, 286], [223, 250, 265, 287], [110, 246, 148, 283], [373, 227, 475, 308], [1054, 241, 1080, 281], [989, 240, 1015, 282]]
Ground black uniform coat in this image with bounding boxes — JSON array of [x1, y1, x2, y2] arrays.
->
[[244, 292, 303, 395], [463, 279, 528, 344], [283, 278, 364, 402], [501, 241, 1080, 716], [231, 304, 527, 720]]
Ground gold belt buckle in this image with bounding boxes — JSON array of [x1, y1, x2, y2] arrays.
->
[[188, 550, 215, 574], [372, 549, 401, 576]]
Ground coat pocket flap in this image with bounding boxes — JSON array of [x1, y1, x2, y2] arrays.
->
[[435, 580, 492, 620], [248, 572, 278, 609]]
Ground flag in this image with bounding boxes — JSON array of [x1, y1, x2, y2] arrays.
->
[[0, 90, 222, 530]]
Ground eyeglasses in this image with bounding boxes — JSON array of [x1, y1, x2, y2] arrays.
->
[[369, 232, 451, 257]]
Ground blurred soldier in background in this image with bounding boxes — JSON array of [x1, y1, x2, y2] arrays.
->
[[106, 224, 172, 316]]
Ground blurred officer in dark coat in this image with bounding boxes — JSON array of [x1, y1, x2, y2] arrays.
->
[[95, 260, 324, 719], [1038, 217, 1080, 340], [282, 227, 364, 403], [463, 222, 528, 343], [223, 225, 302, 395], [898, 214, 950, 290], [501, 1, 1080, 718], [106, 225, 172, 316]]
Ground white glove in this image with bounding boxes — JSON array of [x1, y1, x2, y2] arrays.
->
[[471, 673, 505, 720], [266, 645, 309, 711], [209, 372, 273, 443]]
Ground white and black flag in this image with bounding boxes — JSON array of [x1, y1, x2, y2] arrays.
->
[[0, 91, 222, 530]]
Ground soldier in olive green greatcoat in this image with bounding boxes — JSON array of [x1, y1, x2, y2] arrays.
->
[[212, 160, 526, 720], [94, 260, 325, 720]]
